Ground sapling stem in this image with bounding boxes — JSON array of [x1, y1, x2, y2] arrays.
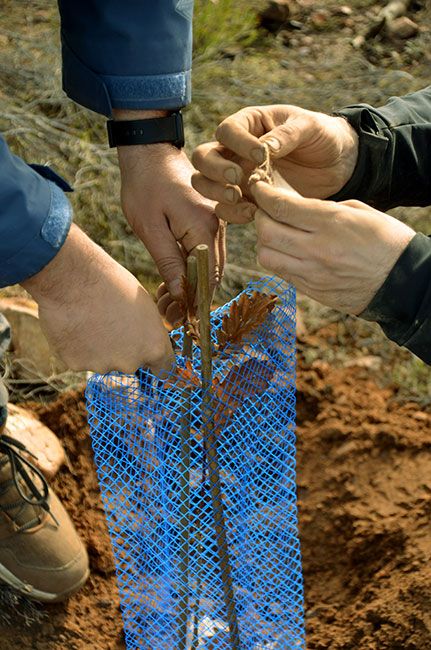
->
[[196, 245, 241, 650], [177, 256, 197, 650]]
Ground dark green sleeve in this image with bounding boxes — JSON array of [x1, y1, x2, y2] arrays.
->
[[332, 86, 431, 211], [360, 233, 431, 365]]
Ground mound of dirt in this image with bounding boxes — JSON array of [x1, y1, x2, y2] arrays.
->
[[0, 355, 429, 649], [297, 360, 431, 649]]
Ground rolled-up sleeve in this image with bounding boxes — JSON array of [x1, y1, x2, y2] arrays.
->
[[0, 136, 72, 288], [58, 0, 194, 116]]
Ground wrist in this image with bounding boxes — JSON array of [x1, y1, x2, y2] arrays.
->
[[335, 116, 359, 188], [112, 108, 171, 121], [109, 110, 184, 150]]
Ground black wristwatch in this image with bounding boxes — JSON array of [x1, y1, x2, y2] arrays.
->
[[107, 111, 184, 149]]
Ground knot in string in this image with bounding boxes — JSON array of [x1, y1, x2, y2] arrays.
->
[[249, 142, 274, 186]]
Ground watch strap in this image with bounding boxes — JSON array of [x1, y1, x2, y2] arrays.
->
[[107, 112, 184, 148]]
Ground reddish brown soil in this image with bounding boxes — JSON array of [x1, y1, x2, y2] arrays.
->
[[297, 360, 431, 649], [1, 393, 126, 650], [1, 355, 430, 649]]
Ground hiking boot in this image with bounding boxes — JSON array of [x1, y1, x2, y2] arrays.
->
[[0, 433, 89, 603]]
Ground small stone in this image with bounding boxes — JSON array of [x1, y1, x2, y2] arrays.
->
[[258, 0, 293, 32], [386, 16, 419, 40], [96, 599, 112, 609], [412, 411, 429, 422], [303, 72, 316, 82], [352, 34, 365, 48], [345, 355, 382, 371], [310, 9, 330, 28], [301, 35, 314, 45], [298, 46, 311, 56], [289, 19, 304, 30]]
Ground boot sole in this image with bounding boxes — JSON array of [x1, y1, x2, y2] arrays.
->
[[0, 561, 90, 603]]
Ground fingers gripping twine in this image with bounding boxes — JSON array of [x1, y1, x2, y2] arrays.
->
[[249, 142, 274, 186]]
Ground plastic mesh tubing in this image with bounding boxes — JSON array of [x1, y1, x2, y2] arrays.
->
[[86, 277, 305, 650]]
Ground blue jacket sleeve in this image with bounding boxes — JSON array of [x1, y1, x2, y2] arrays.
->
[[58, 0, 193, 117], [0, 137, 72, 288]]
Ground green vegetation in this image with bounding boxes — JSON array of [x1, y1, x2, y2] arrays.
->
[[193, 0, 259, 61]]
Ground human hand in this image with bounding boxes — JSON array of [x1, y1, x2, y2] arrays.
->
[[191, 104, 359, 223], [117, 143, 226, 321], [252, 182, 415, 315], [115, 117, 224, 293], [21, 224, 175, 376]]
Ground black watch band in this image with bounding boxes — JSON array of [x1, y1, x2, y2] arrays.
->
[[107, 111, 184, 149]]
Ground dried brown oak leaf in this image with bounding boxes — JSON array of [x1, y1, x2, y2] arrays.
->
[[213, 358, 275, 430], [163, 360, 200, 391], [217, 291, 277, 352]]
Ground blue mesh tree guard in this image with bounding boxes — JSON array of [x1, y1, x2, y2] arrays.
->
[[86, 277, 305, 650]]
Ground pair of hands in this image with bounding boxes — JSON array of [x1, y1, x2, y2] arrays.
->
[[191, 104, 415, 315], [23, 109, 224, 378], [25, 104, 414, 376]]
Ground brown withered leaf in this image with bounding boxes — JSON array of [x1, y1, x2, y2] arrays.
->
[[213, 358, 275, 430], [162, 360, 201, 391], [216, 291, 277, 352]]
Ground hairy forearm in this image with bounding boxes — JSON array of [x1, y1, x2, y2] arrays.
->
[[21, 225, 97, 305]]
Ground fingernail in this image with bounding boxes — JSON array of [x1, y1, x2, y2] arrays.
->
[[251, 147, 265, 164], [224, 187, 236, 203], [264, 137, 281, 152], [224, 168, 238, 184]]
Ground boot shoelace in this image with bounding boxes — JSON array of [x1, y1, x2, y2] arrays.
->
[[0, 434, 58, 532]]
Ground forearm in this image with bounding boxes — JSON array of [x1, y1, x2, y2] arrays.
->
[[22, 224, 93, 305], [22, 223, 175, 376], [332, 86, 431, 210], [361, 233, 431, 364]]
